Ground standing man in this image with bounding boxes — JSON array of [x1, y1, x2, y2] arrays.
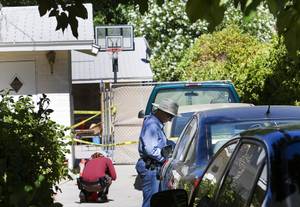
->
[[136, 98, 179, 207]]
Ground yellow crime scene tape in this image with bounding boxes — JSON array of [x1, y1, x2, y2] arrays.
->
[[70, 112, 101, 129], [69, 109, 178, 147], [74, 110, 101, 115], [71, 136, 178, 147]]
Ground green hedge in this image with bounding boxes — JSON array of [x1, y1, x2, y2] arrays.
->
[[177, 25, 300, 105], [0, 92, 68, 206]]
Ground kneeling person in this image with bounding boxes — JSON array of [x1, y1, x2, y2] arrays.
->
[[78, 151, 117, 202]]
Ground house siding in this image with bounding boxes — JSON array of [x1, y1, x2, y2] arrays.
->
[[0, 51, 72, 127]]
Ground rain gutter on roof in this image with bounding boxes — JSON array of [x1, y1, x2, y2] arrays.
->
[[72, 77, 153, 84], [0, 40, 94, 52]]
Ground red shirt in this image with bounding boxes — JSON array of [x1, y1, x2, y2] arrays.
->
[[81, 156, 117, 182]]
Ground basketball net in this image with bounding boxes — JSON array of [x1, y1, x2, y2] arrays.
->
[[106, 48, 122, 54]]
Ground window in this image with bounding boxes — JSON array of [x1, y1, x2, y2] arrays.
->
[[184, 135, 197, 164], [217, 143, 266, 207], [193, 142, 238, 207], [270, 141, 300, 206], [154, 87, 234, 108], [250, 164, 267, 207], [172, 117, 198, 161], [210, 120, 300, 155]]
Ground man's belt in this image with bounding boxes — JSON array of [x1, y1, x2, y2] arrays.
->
[[142, 157, 162, 170]]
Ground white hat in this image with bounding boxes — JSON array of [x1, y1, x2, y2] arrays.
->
[[152, 98, 179, 116]]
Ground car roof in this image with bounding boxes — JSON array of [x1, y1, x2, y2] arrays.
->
[[154, 80, 234, 89], [178, 103, 253, 114], [196, 105, 300, 123], [240, 123, 300, 147]]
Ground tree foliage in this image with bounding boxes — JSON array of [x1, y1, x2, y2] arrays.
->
[[0, 91, 68, 206], [126, 0, 208, 81], [177, 25, 272, 103], [218, 2, 276, 42], [177, 25, 300, 105], [186, 0, 300, 59]]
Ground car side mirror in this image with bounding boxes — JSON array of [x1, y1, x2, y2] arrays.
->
[[150, 189, 188, 207], [161, 145, 173, 158], [138, 110, 145, 118]]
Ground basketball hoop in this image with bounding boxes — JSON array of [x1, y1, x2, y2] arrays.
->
[[106, 48, 122, 54]]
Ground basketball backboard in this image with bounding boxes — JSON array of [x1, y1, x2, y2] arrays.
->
[[95, 25, 134, 51]]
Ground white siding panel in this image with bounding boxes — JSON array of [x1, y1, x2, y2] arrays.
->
[[41, 93, 71, 127], [0, 51, 72, 127], [0, 61, 36, 95]]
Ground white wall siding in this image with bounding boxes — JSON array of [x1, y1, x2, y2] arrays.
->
[[0, 51, 72, 127]]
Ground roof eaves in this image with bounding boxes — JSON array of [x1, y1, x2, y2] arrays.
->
[[0, 40, 94, 52]]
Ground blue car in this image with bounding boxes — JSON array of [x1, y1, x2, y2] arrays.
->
[[152, 123, 300, 207], [159, 105, 300, 201]]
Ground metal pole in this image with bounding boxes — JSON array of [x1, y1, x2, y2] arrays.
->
[[112, 52, 118, 83]]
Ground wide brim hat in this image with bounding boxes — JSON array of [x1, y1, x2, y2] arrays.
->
[[152, 98, 180, 117]]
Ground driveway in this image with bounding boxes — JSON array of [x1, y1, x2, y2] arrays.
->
[[55, 165, 142, 207]]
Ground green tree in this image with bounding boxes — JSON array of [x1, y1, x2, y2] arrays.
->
[[0, 91, 68, 206], [186, 0, 300, 58], [177, 25, 300, 105], [219, 1, 276, 42], [126, 0, 208, 81], [177, 25, 273, 104]]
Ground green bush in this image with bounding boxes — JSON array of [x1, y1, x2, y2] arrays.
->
[[261, 38, 300, 105], [178, 25, 272, 104], [0, 91, 68, 206], [177, 25, 300, 105]]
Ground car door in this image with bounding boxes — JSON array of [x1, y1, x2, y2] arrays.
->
[[215, 140, 267, 207], [192, 140, 239, 207], [163, 116, 198, 190]]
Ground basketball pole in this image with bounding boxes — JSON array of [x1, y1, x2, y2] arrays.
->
[[112, 51, 118, 83]]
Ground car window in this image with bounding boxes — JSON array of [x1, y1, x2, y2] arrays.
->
[[217, 143, 266, 207], [193, 142, 238, 207], [172, 117, 197, 161], [270, 141, 300, 206], [210, 120, 300, 155], [170, 113, 193, 137], [250, 164, 267, 207], [183, 134, 197, 164], [154, 88, 234, 107]]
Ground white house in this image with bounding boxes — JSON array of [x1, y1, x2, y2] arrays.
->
[[0, 4, 95, 168]]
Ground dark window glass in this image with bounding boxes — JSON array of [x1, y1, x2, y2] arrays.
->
[[184, 135, 197, 164], [172, 117, 197, 161], [271, 141, 300, 206], [193, 142, 237, 207], [170, 112, 193, 137], [250, 164, 267, 207], [217, 143, 266, 207]]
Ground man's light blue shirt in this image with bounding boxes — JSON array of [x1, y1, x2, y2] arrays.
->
[[138, 114, 167, 162]]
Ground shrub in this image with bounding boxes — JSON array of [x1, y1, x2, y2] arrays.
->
[[178, 25, 273, 104], [0, 91, 68, 206], [177, 25, 300, 105]]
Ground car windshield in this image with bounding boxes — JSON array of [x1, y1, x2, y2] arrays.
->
[[154, 87, 233, 107], [210, 120, 300, 154]]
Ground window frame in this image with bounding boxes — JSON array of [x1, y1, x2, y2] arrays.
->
[[172, 115, 198, 161], [214, 138, 269, 207], [190, 138, 240, 206]]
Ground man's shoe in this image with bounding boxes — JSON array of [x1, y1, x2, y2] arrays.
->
[[98, 195, 108, 203], [79, 191, 86, 203]]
